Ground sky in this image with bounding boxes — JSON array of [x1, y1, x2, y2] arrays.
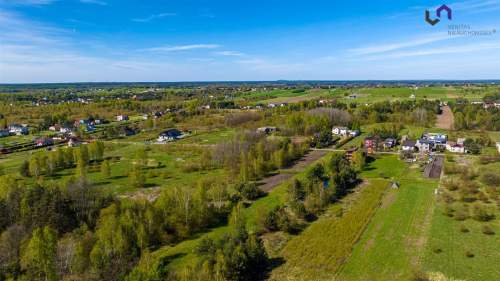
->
[[0, 0, 499, 83]]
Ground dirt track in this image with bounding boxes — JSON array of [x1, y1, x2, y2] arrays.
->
[[258, 149, 329, 192], [435, 105, 454, 130]]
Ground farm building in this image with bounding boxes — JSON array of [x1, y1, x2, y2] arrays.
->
[[332, 127, 348, 136]]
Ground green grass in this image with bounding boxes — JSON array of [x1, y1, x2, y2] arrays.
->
[[339, 164, 438, 281], [421, 156, 500, 281], [137, 152, 334, 275]]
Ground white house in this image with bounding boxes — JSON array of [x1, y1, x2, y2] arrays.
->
[[348, 129, 360, 137], [157, 129, 183, 142], [401, 140, 416, 151], [416, 139, 432, 152], [332, 127, 349, 136], [116, 115, 129, 121], [8, 124, 28, 135], [446, 141, 466, 153]]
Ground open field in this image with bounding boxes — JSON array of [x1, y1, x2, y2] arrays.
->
[[338, 158, 438, 281]]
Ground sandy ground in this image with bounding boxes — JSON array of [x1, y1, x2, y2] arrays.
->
[[435, 105, 454, 130]]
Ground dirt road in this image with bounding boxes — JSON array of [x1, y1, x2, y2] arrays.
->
[[435, 105, 454, 130], [258, 149, 329, 192]]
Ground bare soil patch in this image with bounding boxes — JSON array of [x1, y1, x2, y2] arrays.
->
[[436, 105, 454, 130]]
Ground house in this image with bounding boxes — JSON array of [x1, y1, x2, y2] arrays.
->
[[364, 137, 379, 153], [416, 139, 432, 153], [332, 127, 348, 136], [401, 140, 416, 151], [257, 127, 278, 134], [81, 124, 95, 132], [0, 129, 10, 138], [348, 129, 360, 137], [157, 129, 183, 142], [383, 138, 396, 149], [496, 142, 500, 153], [8, 124, 29, 135], [67, 137, 82, 147], [446, 141, 466, 153], [60, 127, 72, 134], [153, 111, 163, 119], [116, 115, 129, 121], [422, 133, 447, 145], [49, 125, 60, 131], [35, 137, 54, 147], [391, 182, 400, 189], [142, 114, 149, 120]]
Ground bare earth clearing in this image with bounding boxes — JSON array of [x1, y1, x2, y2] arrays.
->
[[436, 105, 454, 130]]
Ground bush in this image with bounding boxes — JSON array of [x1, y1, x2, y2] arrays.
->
[[465, 250, 475, 258], [481, 225, 495, 235], [459, 225, 469, 233], [472, 204, 495, 222], [481, 173, 500, 187]]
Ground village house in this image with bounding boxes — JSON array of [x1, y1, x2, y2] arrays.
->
[[257, 126, 278, 134], [116, 115, 129, 121], [8, 124, 29, 135], [157, 128, 183, 142], [67, 137, 82, 147], [35, 137, 54, 147], [383, 138, 396, 149], [416, 139, 432, 153], [446, 141, 466, 153], [0, 129, 10, 138], [401, 140, 416, 151], [364, 136, 379, 154], [332, 127, 348, 136], [349, 129, 360, 137]]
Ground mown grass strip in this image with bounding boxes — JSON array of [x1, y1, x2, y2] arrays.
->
[[270, 178, 388, 281]]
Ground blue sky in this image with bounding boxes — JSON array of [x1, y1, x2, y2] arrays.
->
[[0, 0, 499, 82]]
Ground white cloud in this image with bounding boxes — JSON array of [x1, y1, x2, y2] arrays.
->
[[131, 13, 177, 22], [349, 33, 452, 55], [144, 44, 220, 52], [214, 51, 245, 57]]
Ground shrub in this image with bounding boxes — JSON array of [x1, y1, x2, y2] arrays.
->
[[465, 250, 474, 258], [481, 225, 495, 235], [472, 204, 495, 222], [459, 225, 469, 233], [481, 173, 500, 187]]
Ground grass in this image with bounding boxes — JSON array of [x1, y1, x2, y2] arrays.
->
[[270, 178, 388, 281], [137, 152, 334, 275], [338, 163, 438, 281], [421, 156, 500, 281]]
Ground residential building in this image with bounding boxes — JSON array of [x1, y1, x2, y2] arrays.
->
[[383, 138, 396, 149], [446, 141, 466, 153], [116, 115, 129, 121], [158, 129, 183, 142], [8, 124, 29, 135], [401, 140, 416, 151], [0, 129, 10, 137], [364, 137, 379, 153], [257, 127, 278, 134], [35, 137, 54, 147], [416, 139, 432, 152], [332, 127, 348, 136]]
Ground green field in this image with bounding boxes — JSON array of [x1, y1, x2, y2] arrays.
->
[[339, 158, 438, 281], [421, 158, 500, 281]]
